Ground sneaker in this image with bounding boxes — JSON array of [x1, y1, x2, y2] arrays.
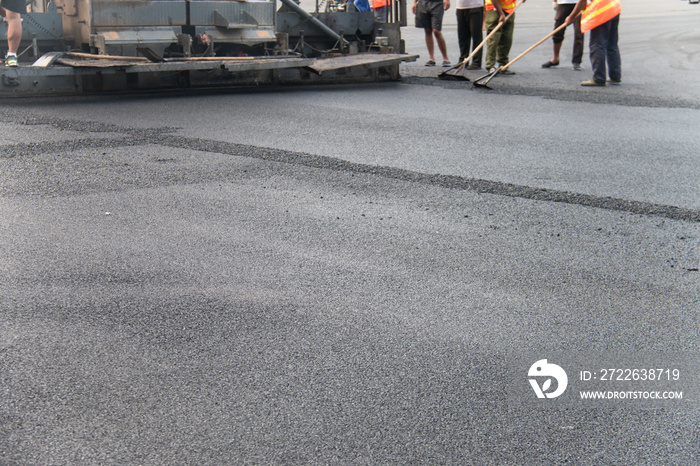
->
[[425, 60, 436, 67], [487, 67, 496, 74], [581, 78, 605, 86], [466, 64, 481, 70], [572, 63, 582, 71], [606, 77, 621, 84], [441, 60, 451, 67], [499, 68, 515, 75], [5, 54, 18, 67], [541, 60, 559, 68]]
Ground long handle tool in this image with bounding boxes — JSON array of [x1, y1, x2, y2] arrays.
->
[[438, 0, 525, 81], [473, 13, 580, 89]]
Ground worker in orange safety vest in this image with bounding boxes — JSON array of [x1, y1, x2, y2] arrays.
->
[[484, 0, 519, 74], [372, 0, 393, 22], [566, 0, 621, 86]]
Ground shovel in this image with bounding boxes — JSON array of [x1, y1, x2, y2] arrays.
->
[[438, 0, 525, 81], [474, 13, 579, 89]]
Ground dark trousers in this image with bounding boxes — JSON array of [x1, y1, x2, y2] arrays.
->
[[553, 4, 584, 65], [589, 14, 621, 83], [456, 7, 483, 66]]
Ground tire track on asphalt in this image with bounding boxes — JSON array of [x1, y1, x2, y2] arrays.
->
[[2, 122, 698, 222], [0, 137, 144, 159], [156, 135, 700, 223]]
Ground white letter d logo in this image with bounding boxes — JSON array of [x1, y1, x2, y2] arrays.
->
[[528, 359, 568, 399]]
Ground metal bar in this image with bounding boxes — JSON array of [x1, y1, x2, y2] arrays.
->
[[279, 0, 346, 45]]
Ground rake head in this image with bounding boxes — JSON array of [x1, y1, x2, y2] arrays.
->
[[437, 73, 470, 82], [473, 66, 500, 89], [437, 61, 470, 81]]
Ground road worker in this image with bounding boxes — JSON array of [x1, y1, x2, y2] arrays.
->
[[566, 0, 621, 86], [1, 0, 24, 66], [372, 0, 392, 22], [484, 0, 518, 74]]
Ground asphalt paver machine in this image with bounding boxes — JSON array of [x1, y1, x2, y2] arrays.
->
[[1, 0, 415, 96]]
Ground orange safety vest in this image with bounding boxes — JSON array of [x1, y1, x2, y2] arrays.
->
[[580, 0, 621, 33], [485, 0, 517, 14], [372, 0, 391, 8]]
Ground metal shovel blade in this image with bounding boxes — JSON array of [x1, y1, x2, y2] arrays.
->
[[473, 67, 499, 89], [437, 73, 470, 82], [437, 61, 470, 81]]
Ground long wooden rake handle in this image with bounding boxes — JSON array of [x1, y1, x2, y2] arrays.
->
[[66, 52, 150, 62], [501, 11, 582, 71], [64, 52, 257, 62], [474, 11, 581, 87]]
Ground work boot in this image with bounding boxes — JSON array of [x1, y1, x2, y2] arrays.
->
[[581, 78, 605, 86]]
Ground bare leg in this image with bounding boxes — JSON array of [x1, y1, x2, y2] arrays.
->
[[551, 41, 562, 64], [434, 30, 449, 62], [424, 28, 435, 62], [5, 11, 22, 54]]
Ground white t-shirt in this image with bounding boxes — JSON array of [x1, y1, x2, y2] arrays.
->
[[456, 0, 483, 10], [556, 0, 578, 4]]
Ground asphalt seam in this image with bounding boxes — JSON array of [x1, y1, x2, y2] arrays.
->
[[2, 126, 698, 223], [155, 135, 700, 223]]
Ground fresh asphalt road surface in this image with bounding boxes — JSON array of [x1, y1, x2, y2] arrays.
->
[[1, 0, 699, 463]]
